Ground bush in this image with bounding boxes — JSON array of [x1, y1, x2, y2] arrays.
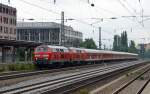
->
[[126, 73, 129, 77], [0, 66, 5, 72], [0, 63, 36, 72], [8, 64, 16, 71]]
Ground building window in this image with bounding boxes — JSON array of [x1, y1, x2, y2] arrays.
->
[[9, 18, 13, 25], [0, 5, 16, 16], [6, 8, 8, 14], [14, 29, 16, 34], [0, 6, 2, 13], [3, 17, 8, 24], [0, 26, 2, 33], [4, 27, 8, 34], [10, 28, 12, 34], [0, 16, 2, 23], [4, 36, 9, 39], [2, 7, 5, 13]]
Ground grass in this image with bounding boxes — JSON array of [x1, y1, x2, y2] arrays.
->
[[139, 76, 144, 80], [0, 63, 36, 72], [78, 88, 89, 94], [126, 73, 129, 77]]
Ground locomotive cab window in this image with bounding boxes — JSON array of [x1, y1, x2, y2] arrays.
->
[[60, 49, 64, 52], [35, 47, 48, 52], [56, 49, 59, 52]]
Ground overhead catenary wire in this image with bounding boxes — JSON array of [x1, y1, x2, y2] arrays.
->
[[123, 0, 144, 26], [18, 0, 108, 41], [138, 0, 144, 26], [21, 0, 111, 34], [117, 0, 144, 27], [20, 0, 60, 15], [122, 0, 138, 15], [18, 0, 126, 40], [20, 0, 96, 27], [19, 0, 120, 32], [80, 0, 121, 17]]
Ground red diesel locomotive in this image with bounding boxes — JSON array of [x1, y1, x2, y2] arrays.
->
[[33, 45, 138, 67]]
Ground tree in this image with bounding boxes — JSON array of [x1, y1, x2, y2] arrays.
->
[[143, 49, 150, 58], [128, 40, 137, 53], [113, 35, 121, 51], [120, 31, 128, 52], [80, 38, 97, 49]]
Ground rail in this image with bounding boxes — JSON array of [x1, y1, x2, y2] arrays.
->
[[0, 61, 146, 94]]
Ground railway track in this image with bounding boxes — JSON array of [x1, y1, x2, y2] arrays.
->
[[112, 62, 150, 94], [0, 62, 110, 81], [137, 78, 150, 94], [0, 60, 132, 81], [0, 60, 147, 94]]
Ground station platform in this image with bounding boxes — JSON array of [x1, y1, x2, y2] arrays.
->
[[141, 82, 150, 94]]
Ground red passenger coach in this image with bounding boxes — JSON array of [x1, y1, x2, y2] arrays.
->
[[33, 45, 138, 67], [68, 47, 87, 65]]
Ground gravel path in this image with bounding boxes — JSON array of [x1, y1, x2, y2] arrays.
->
[[118, 70, 150, 94], [141, 81, 150, 94], [90, 64, 150, 94]]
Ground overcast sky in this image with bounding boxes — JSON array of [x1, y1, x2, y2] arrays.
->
[[1, 0, 150, 48]]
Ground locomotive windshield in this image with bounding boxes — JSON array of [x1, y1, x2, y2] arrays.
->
[[35, 47, 48, 52]]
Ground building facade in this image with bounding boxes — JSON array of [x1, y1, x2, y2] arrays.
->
[[0, 3, 17, 62], [17, 22, 83, 47], [0, 3, 17, 40]]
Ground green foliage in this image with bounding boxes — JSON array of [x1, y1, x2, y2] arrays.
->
[[120, 31, 128, 52], [16, 48, 34, 61], [126, 73, 129, 77], [128, 40, 137, 53], [139, 76, 144, 80], [79, 88, 89, 94], [113, 35, 121, 51], [16, 48, 25, 61], [80, 38, 97, 49], [0, 66, 5, 72], [113, 31, 137, 53], [0, 63, 36, 72]]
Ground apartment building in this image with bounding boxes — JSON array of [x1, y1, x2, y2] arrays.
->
[[0, 3, 17, 40]]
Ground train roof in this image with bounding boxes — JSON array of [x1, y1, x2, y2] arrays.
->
[[47, 45, 68, 50], [38, 45, 68, 50], [68, 47, 84, 50], [69, 47, 137, 56], [83, 49, 138, 56], [37, 45, 138, 56]]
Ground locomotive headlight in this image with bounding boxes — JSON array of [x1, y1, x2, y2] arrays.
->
[[43, 54, 49, 57], [35, 54, 40, 57]]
